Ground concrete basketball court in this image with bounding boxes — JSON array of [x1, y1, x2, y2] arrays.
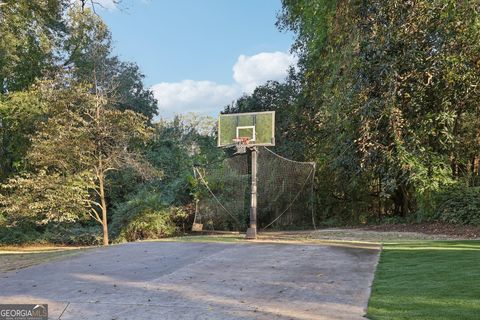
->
[[0, 241, 380, 319]]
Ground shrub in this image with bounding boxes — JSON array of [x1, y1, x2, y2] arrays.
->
[[43, 223, 102, 245], [110, 188, 191, 242], [116, 208, 178, 242], [433, 186, 480, 225], [0, 221, 102, 246], [0, 224, 43, 245]]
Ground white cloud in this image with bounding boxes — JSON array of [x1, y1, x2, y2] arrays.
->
[[151, 51, 297, 120], [152, 80, 239, 120], [233, 51, 297, 93]]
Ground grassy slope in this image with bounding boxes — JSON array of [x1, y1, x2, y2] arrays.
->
[[0, 246, 90, 274], [367, 241, 480, 320]]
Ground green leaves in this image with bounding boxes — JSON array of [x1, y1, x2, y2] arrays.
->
[[0, 0, 67, 92], [0, 81, 157, 236], [0, 2, 160, 244], [0, 170, 92, 225], [64, 8, 158, 120], [279, 0, 480, 221]]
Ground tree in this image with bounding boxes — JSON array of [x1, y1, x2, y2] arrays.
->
[[278, 0, 480, 221], [64, 8, 158, 120], [0, 0, 67, 93], [0, 90, 45, 179], [25, 83, 156, 245], [0, 1, 163, 245], [0, 79, 86, 180], [0, 170, 92, 226]]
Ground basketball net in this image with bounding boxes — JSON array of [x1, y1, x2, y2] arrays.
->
[[232, 137, 250, 154], [192, 147, 316, 231]]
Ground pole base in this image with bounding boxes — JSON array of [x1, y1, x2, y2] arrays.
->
[[245, 227, 257, 239]]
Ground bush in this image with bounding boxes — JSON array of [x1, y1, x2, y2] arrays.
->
[[110, 188, 191, 242], [433, 186, 480, 225], [43, 223, 102, 245], [116, 208, 178, 242], [0, 225, 43, 245], [0, 222, 102, 246]]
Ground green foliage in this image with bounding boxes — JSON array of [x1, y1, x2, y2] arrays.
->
[[277, 0, 480, 223], [28, 86, 155, 178], [110, 188, 165, 235], [64, 8, 158, 120], [116, 209, 177, 242], [0, 223, 101, 246], [0, 225, 43, 245], [0, 0, 67, 92], [195, 162, 250, 231], [2, 0, 480, 245], [0, 2, 175, 246], [145, 114, 221, 204], [110, 188, 188, 242], [433, 187, 480, 226], [43, 223, 102, 245], [108, 116, 220, 241], [0, 89, 46, 178], [0, 170, 92, 225]]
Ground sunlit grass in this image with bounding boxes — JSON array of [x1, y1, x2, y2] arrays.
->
[[367, 241, 480, 320], [0, 246, 90, 274]]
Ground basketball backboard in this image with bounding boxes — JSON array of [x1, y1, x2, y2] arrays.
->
[[217, 111, 275, 147]]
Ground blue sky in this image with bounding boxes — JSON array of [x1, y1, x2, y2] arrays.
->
[[97, 0, 296, 119]]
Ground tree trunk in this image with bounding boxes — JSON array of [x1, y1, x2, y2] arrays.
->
[[101, 207, 108, 246], [99, 170, 109, 246], [393, 184, 410, 217], [474, 156, 479, 176]]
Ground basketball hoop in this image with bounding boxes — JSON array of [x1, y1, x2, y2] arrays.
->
[[232, 137, 250, 154]]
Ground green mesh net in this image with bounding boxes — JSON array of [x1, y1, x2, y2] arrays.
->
[[193, 147, 316, 231]]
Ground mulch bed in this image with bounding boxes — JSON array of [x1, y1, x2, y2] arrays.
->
[[363, 222, 480, 239]]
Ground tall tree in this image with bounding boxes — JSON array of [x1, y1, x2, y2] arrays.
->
[[64, 8, 158, 120], [0, 0, 67, 93], [25, 83, 156, 245]]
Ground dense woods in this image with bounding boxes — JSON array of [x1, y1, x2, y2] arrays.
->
[[0, 0, 479, 245], [226, 0, 480, 225], [275, 0, 480, 224]]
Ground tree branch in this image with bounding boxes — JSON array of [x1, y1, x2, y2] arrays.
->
[[87, 207, 103, 225]]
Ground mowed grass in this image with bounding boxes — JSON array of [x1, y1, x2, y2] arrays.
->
[[367, 241, 480, 320], [0, 246, 90, 274]]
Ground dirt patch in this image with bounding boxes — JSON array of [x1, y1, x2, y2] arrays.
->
[[256, 224, 479, 242], [363, 222, 480, 239], [182, 225, 478, 243]]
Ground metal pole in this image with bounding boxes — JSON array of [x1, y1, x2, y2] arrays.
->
[[246, 147, 257, 239]]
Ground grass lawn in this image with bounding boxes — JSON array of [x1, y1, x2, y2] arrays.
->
[[0, 246, 90, 274], [367, 241, 480, 320]]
